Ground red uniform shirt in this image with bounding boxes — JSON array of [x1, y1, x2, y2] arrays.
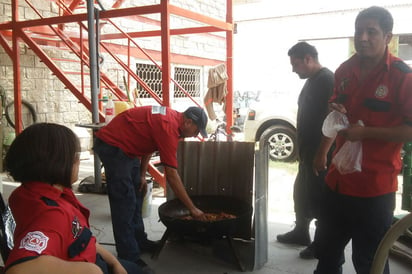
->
[[5, 182, 97, 269], [326, 50, 412, 197], [95, 105, 183, 168]]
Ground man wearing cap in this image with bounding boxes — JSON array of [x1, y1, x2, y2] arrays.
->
[[93, 105, 208, 272]]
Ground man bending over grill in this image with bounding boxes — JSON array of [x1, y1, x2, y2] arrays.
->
[[94, 105, 208, 273]]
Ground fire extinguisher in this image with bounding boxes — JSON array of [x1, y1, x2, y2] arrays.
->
[[105, 94, 114, 124]]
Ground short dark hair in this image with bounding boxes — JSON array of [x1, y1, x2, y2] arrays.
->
[[355, 6, 393, 34], [5, 123, 80, 188], [288, 42, 318, 60]]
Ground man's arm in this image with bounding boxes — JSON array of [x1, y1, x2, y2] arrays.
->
[[138, 153, 153, 195], [164, 166, 206, 220], [313, 136, 335, 176], [340, 124, 412, 143]]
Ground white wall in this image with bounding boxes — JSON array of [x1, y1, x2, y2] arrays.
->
[[232, 1, 412, 103]]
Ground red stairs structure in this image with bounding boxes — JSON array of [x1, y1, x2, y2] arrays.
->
[[0, 0, 235, 192]]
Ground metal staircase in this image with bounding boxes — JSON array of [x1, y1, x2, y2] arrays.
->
[[0, 0, 234, 193]]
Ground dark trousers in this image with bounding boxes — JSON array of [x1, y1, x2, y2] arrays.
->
[[314, 187, 395, 274], [96, 254, 143, 274], [294, 160, 326, 220], [93, 138, 147, 262]]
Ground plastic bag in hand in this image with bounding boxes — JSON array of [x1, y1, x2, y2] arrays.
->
[[332, 120, 364, 175], [322, 110, 349, 138]]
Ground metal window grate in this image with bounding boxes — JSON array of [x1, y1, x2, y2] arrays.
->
[[136, 63, 163, 99], [173, 67, 200, 98], [136, 63, 200, 98]]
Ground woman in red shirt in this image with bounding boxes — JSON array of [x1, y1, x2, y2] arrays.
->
[[4, 123, 143, 274]]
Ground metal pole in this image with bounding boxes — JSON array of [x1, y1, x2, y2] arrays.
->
[[87, 0, 99, 122], [402, 142, 412, 211], [226, 0, 234, 132], [160, 0, 170, 107], [86, 0, 102, 192], [12, 0, 22, 134]]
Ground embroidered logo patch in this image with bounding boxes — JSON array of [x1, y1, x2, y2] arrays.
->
[[19, 231, 49, 254], [72, 216, 81, 238], [375, 85, 388, 98]]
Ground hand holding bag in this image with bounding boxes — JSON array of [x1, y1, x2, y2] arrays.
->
[[322, 111, 363, 174]]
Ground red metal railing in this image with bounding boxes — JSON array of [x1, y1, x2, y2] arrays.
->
[[0, 0, 234, 192]]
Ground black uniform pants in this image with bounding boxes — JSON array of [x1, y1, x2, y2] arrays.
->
[[314, 187, 395, 274]]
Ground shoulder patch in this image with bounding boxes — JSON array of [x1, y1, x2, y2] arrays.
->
[[393, 60, 412, 73], [41, 197, 59, 206], [19, 231, 49, 254], [151, 105, 166, 115]]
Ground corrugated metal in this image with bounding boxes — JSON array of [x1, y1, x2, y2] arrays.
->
[[166, 140, 269, 270], [171, 141, 255, 206], [253, 138, 269, 270]]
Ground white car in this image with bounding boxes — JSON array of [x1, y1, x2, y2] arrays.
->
[[243, 95, 298, 162]]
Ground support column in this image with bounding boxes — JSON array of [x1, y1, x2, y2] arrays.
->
[[86, 0, 102, 192]]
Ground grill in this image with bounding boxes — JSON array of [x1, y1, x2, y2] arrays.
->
[[152, 195, 253, 271]]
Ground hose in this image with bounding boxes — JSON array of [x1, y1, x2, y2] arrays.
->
[[5, 100, 37, 129]]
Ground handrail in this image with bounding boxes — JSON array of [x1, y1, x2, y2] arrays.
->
[[101, 17, 201, 107], [24, 0, 124, 104], [55, 0, 163, 105]]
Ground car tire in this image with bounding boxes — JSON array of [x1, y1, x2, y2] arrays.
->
[[259, 125, 297, 162]]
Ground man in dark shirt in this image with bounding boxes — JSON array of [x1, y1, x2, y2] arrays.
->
[[277, 42, 334, 259]]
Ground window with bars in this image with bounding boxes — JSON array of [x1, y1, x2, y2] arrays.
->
[[173, 67, 200, 97], [136, 63, 200, 98]]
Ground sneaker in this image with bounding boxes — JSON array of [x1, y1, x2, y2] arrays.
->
[[276, 229, 311, 246], [139, 239, 160, 254], [299, 242, 315, 259], [135, 258, 155, 274]]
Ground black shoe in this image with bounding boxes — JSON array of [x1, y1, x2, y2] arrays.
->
[[277, 229, 311, 246], [299, 242, 315, 259], [135, 258, 155, 274], [139, 239, 160, 254]]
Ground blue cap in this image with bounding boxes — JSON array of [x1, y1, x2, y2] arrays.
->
[[184, 107, 208, 138]]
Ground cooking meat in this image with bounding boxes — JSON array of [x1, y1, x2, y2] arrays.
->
[[180, 212, 236, 222]]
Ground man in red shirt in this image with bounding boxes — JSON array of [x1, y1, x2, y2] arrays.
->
[[93, 106, 208, 270], [313, 6, 412, 274]]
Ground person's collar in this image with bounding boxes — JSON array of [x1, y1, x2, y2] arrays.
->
[[309, 66, 325, 79], [382, 47, 391, 71], [354, 47, 390, 70], [23, 181, 66, 201]]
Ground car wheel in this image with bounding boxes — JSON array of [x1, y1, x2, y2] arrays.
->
[[259, 125, 297, 162]]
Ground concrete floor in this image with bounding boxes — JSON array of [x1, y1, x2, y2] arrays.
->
[[1, 157, 412, 274]]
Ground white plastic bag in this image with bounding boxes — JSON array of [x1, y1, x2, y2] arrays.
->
[[332, 120, 364, 175], [322, 110, 349, 138]]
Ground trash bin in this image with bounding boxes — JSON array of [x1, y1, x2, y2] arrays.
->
[[142, 180, 153, 218]]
